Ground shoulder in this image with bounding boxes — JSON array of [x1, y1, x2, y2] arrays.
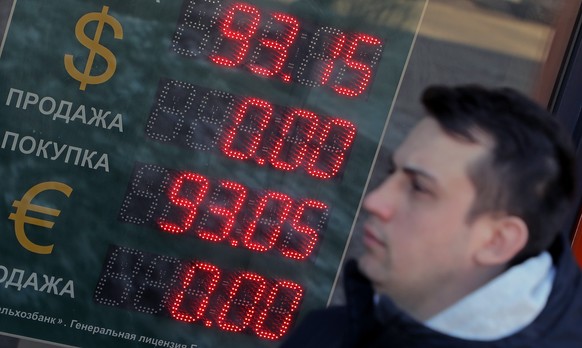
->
[[280, 306, 349, 348]]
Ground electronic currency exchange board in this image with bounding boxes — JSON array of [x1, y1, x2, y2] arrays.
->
[[0, 0, 424, 347]]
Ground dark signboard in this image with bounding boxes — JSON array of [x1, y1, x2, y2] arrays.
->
[[0, 0, 425, 346]]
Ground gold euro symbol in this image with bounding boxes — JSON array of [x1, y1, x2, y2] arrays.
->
[[64, 6, 123, 91], [8, 182, 73, 254]]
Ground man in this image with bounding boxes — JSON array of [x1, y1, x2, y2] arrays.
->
[[281, 85, 582, 347]]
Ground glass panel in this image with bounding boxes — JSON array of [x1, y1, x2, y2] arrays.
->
[[0, 0, 425, 347], [330, 0, 581, 302], [0, 0, 579, 347]]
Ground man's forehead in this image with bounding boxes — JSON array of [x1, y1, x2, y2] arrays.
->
[[394, 118, 490, 176]]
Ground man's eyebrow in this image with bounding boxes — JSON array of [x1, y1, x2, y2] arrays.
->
[[401, 165, 437, 183]]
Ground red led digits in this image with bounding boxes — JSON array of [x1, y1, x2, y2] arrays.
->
[[307, 118, 357, 179], [171, 1, 385, 96], [210, 2, 261, 67], [333, 34, 382, 97], [158, 172, 210, 234], [145, 81, 358, 179], [170, 262, 221, 323], [319, 29, 346, 86], [97, 247, 306, 340], [242, 192, 293, 252], [249, 13, 300, 79], [254, 281, 304, 340], [295, 27, 345, 88], [281, 199, 328, 260], [269, 109, 319, 171], [220, 97, 273, 161], [121, 163, 330, 259], [196, 180, 247, 242], [217, 272, 267, 332]]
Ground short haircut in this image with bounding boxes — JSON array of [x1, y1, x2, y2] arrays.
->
[[421, 85, 576, 265]]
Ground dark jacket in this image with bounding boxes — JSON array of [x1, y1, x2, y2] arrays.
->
[[281, 235, 582, 347]]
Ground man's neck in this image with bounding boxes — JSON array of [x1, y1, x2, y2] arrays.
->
[[387, 264, 507, 321]]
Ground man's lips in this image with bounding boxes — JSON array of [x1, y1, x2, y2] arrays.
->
[[363, 224, 386, 248]]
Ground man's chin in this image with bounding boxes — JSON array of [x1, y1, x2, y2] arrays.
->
[[357, 254, 374, 278]]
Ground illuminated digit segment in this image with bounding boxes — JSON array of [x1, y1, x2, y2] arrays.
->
[[281, 199, 328, 260], [295, 27, 346, 88], [145, 81, 358, 179], [217, 272, 267, 332], [170, 261, 221, 323], [333, 33, 383, 97], [242, 192, 294, 252], [170, 1, 385, 96], [269, 109, 319, 171], [307, 118, 357, 179], [254, 280, 304, 340], [121, 163, 330, 259], [210, 2, 261, 67], [249, 13, 300, 79], [95, 246, 306, 339], [220, 97, 273, 161], [158, 172, 210, 234], [196, 180, 247, 242]]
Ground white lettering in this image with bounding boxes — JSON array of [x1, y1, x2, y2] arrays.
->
[[59, 280, 75, 298], [18, 136, 36, 154], [38, 97, 56, 115], [54, 101, 73, 121], [22, 92, 39, 110], [88, 108, 110, 128], [94, 153, 110, 172], [39, 276, 62, 294], [0, 266, 8, 284], [80, 150, 97, 168], [70, 105, 87, 123], [1, 131, 19, 150], [6, 88, 24, 107], [64, 146, 82, 165], [22, 273, 39, 291], [35, 140, 52, 158], [5, 269, 25, 290], [108, 113, 123, 132], [51, 143, 67, 160]]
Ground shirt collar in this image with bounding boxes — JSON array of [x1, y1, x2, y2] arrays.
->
[[423, 251, 555, 340]]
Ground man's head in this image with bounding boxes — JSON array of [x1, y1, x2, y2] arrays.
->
[[358, 85, 575, 320]]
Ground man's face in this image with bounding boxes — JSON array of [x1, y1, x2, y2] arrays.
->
[[358, 117, 490, 309]]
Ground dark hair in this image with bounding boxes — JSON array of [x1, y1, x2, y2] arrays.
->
[[421, 85, 576, 265]]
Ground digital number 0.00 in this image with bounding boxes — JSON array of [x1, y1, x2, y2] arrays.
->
[[119, 163, 330, 261], [94, 245, 303, 340], [171, 0, 384, 97], [146, 79, 357, 180]]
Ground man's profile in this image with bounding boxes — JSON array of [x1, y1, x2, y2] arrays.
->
[[281, 85, 581, 347]]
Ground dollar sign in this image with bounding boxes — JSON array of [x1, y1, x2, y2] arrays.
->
[[64, 6, 123, 91]]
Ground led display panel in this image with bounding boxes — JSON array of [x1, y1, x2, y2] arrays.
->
[[0, 0, 425, 346]]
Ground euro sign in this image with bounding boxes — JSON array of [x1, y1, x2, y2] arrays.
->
[[64, 6, 123, 91], [8, 182, 73, 255]]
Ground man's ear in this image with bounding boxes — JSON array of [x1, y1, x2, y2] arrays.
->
[[474, 216, 528, 266]]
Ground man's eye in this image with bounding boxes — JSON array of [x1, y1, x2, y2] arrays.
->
[[411, 179, 428, 194]]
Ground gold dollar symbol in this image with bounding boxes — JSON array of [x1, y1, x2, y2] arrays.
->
[[64, 6, 123, 91]]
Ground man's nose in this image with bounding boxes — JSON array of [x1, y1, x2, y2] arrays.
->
[[362, 177, 397, 221]]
